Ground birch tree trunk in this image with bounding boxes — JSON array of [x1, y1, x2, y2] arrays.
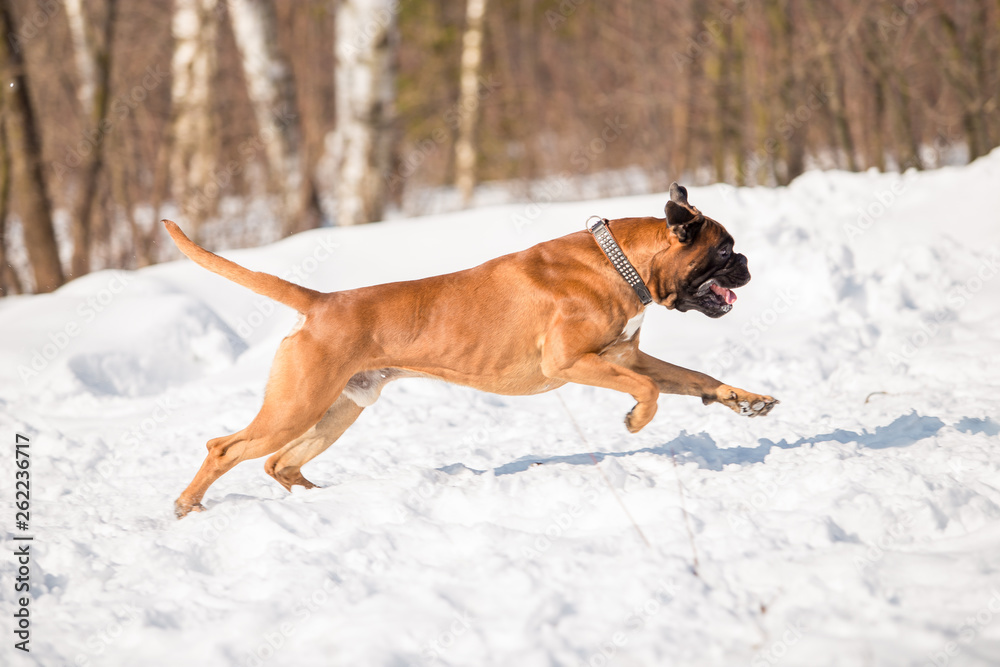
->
[[802, 0, 857, 172], [704, 22, 727, 183], [767, 0, 805, 184], [65, 0, 97, 116], [330, 0, 396, 226], [933, 4, 989, 161], [170, 0, 219, 242], [228, 0, 316, 236], [858, 17, 887, 172], [673, 0, 703, 181], [0, 115, 22, 296], [0, 4, 65, 293], [109, 124, 151, 267], [729, 16, 747, 186], [455, 0, 488, 207], [64, 0, 117, 278]]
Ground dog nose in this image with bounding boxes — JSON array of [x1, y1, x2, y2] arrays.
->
[[736, 254, 750, 282]]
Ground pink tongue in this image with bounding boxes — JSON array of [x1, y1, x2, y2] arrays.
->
[[710, 283, 737, 304]]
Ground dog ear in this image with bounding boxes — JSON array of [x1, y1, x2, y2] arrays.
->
[[669, 182, 689, 206], [664, 183, 702, 243]]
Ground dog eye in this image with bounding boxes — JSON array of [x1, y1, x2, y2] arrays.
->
[[719, 247, 731, 259]]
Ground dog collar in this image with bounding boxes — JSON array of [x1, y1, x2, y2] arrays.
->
[[587, 217, 653, 305]]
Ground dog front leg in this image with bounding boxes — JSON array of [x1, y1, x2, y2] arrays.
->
[[542, 352, 661, 433], [629, 350, 778, 418]]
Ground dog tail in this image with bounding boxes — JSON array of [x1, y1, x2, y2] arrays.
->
[[162, 220, 320, 313]]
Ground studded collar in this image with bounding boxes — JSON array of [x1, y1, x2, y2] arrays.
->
[[586, 217, 653, 306]]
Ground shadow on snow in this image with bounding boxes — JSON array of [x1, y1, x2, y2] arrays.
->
[[468, 412, 949, 475]]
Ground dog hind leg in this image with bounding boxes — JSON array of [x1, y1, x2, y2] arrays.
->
[[174, 333, 352, 518], [262, 368, 406, 490], [264, 394, 365, 491]]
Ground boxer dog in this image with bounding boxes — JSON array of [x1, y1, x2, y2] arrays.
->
[[165, 183, 777, 517]]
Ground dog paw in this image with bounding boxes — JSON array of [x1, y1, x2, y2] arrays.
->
[[270, 466, 320, 492], [174, 500, 205, 519], [716, 386, 779, 418], [625, 402, 657, 433]]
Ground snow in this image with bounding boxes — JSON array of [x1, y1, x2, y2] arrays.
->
[[2, 150, 1000, 666]]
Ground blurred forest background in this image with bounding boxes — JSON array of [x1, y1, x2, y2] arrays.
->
[[0, 0, 997, 295]]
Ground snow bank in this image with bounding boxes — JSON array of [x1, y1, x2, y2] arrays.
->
[[1, 150, 1000, 666]]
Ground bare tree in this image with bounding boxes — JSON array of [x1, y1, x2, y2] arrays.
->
[[703, 8, 729, 183], [929, 1, 991, 161], [0, 0, 997, 299], [672, 0, 704, 181], [765, 0, 805, 184], [0, 3, 65, 293], [228, 0, 318, 236], [108, 123, 154, 267], [64, 0, 118, 277], [0, 114, 22, 296], [65, 0, 97, 116], [857, 14, 888, 172], [170, 0, 220, 241], [802, 0, 857, 171], [330, 0, 396, 226], [455, 0, 488, 206]]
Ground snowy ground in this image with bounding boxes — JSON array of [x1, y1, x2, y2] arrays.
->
[[2, 151, 1000, 666]]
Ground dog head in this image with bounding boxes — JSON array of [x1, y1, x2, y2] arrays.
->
[[649, 183, 750, 318]]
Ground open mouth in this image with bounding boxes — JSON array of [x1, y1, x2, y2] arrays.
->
[[695, 278, 738, 312], [709, 282, 737, 305]]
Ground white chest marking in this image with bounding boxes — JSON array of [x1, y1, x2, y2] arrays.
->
[[620, 311, 645, 339], [287, 313, 306, 336]]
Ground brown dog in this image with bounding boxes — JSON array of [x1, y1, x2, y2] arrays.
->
[[165, 183, 777, 518]]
